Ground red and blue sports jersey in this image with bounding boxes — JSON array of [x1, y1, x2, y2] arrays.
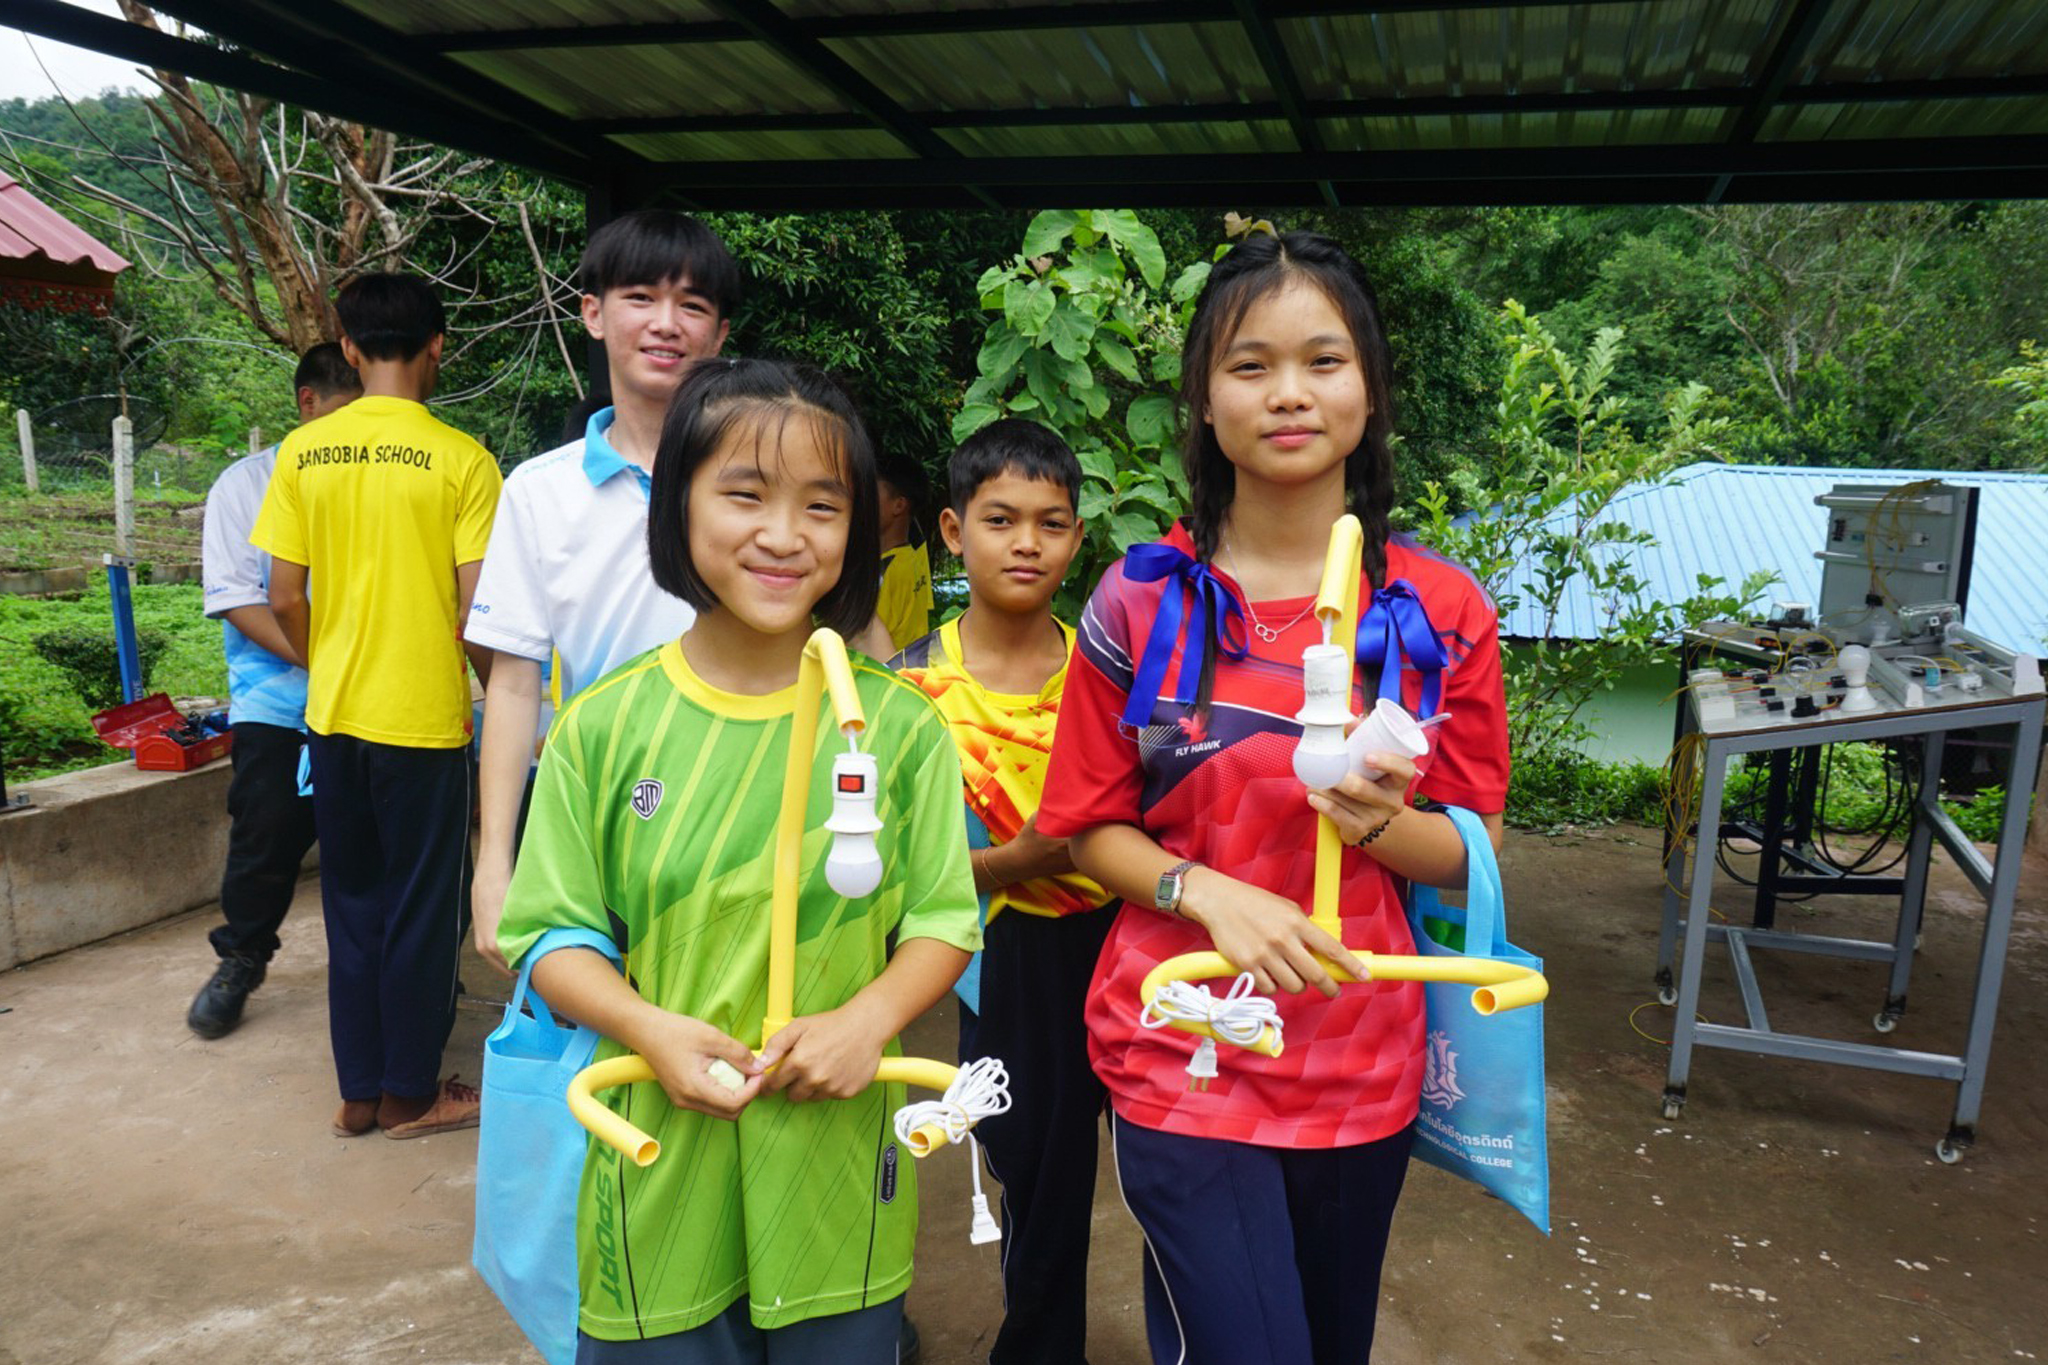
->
[[1037, 521, 1509, 1148]]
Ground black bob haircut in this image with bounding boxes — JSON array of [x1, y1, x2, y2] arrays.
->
[[1178, 229, 1399, 587], [948, 419, 1081, 514], [293, 341, 360, 399], [577, 210, 742, 321], [647, 358, 880, 639], [334, 273, 446, 363]]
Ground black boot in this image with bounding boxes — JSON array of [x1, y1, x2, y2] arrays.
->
[[898, 1316, 921, 1365], [187, 953, 268, 1039]]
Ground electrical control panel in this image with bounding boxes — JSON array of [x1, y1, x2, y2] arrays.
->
[[1814, 481, 1978, 630]]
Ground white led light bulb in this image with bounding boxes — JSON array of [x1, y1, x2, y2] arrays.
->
[[1838, 644, 1878, 713], [824, 749, 885, 898], [1293, 643, 1354, 790]]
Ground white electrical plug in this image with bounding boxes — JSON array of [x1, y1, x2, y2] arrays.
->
[[824, 748, 884, 898]]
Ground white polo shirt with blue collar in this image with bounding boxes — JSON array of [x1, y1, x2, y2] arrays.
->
[[468, 407, 697, 707]]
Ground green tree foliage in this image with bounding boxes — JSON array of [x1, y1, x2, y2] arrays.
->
[[951, 209, 1211, 602], [1414, 303, 1774, 763], [706, 212, 956, 474]]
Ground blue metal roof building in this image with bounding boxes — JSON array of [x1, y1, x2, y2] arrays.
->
[[1490, 463, 2048, 656]]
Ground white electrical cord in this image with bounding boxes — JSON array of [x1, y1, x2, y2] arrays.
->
[[892, 1056, 1013, 1245], [1140, 973, 1284, 1090]]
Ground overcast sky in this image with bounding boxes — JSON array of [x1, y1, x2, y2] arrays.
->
[[2, 1, 149, 105]]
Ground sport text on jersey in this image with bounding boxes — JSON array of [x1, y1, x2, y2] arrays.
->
[[296, 443, 436, 470]]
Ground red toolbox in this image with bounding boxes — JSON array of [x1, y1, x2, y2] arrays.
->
[[91, 694, 234, 772]]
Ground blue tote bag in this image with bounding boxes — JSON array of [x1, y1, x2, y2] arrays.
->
[[1406, 806, 1550, 1235], [473, 929, 619, 1365]]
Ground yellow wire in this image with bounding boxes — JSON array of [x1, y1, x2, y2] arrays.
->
[[1630, 1000, 1711, 1047]]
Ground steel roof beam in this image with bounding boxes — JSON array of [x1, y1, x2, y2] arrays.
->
[[6, 0, 593, 183], [636, 133, 2048, 191], [418, 2, 1584, 53], [138, 0, 613, 174], [1711, 0, 1837, 201], [583, 74, 2048, 138], [1230, 0, 1337, 206]]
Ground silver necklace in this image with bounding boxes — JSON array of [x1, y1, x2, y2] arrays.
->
[[1223, 541, 1317, 643]]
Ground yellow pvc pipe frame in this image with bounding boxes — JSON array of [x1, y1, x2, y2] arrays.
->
[[567, 629, 968, 1167], [1139, 515, 1548, 1058]]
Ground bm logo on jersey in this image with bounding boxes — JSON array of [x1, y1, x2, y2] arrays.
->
[[630, 779, 663, 820]]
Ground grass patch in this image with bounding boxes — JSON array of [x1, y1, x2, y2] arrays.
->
[[1, 580, 225, 781]]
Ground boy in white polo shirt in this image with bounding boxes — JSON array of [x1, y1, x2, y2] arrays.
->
[[467, 212, 740, 971]]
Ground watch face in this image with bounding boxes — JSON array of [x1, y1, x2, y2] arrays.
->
[[1155, 871, 1179, 909]]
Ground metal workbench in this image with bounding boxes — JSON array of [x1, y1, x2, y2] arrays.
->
[[1656, 675, 2044, 1162]]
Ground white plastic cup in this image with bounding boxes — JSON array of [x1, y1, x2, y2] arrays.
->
[[1346, 697, 1431, 781]]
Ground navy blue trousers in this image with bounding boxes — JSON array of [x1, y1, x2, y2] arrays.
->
[[305, 731, 472, 1102], [957, 904, 1116, 1365], [210, 721, 317, 964], [1110, 1112, 1414, 1365]]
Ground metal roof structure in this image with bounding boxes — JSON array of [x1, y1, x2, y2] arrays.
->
[[1487, 462, 2048, 655], [0, 170, 130, 313], [12, 0, 2048, 209]]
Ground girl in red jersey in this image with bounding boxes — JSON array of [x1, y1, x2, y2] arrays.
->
[[1036, 230, 1509, 1364]]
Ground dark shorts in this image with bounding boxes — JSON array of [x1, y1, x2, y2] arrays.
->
[[574, 1295, 904, 1365]]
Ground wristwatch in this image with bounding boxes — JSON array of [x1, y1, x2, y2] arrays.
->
[[1154, 859, 1199, 918]]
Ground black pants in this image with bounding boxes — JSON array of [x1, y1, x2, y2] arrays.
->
[[210, 721, 318, 964], [1111, 1115, 1414, 1365], [957, 905, 1116, 1365], [305, 731, 473, 1103]]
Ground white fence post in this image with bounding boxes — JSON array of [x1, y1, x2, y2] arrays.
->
[[249, 425, 261, 455], [112, 414, 135, 558], [16, 408, 35, 494]]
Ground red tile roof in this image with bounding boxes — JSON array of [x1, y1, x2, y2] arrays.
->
[[0, 171, 130, 312]]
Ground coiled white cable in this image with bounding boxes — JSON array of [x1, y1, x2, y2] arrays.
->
[[1140, 973, 1284, 1089], [893, 1056, 1013, 1245]]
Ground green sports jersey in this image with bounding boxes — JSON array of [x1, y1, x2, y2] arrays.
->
[[498, 638, 980, 1340]]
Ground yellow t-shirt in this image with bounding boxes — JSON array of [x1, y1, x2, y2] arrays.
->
[[889, 616, 1106, 920], [876, 542, 933, 652], [251, 395, 501, 747]]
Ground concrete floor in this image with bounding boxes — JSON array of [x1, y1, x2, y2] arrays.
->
[[3, 823, 2045, 1364]]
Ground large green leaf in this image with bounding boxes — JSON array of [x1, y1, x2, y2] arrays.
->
[[1096, 209, 1166, 290], [1076, 445, 1116, 484], [1022, 209, 1080, 258], [1004, 278, 1056, 336], [1151, 351, 1182, 384], [977, 327, 1028, 381], [1044, 303, 1098, 362], [1127, 393, 1176, 447], [1093, 333, 1139, 382], [1111, 509, 1161, 551], [1022, 347, 1065, 414], [1170, 261, 1212, 305], [951, 402, 1000, 443]]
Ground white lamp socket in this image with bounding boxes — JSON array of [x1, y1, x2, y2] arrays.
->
[[825, 750, 885, 898], [1293, 643, 1355, 789]]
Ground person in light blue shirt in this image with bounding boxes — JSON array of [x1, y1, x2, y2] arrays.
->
[[187, 342, 360, 1040]]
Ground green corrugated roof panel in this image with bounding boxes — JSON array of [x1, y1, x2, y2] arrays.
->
[[939, 117, 1298, 160], [1770, 95, 2048, 142], [827, 22, 1266, 113], [453, 42, 849, 120], [334, 0, 720, 37], [1282, 2, 1781, 100], [608, 127, 914, 160], [1806, 0, 2048, 81]]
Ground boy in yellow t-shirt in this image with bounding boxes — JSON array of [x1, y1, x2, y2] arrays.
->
[[874, 452, 933, 651], [888, 420, 1111, 1365], [252, 272, 501, 1140]]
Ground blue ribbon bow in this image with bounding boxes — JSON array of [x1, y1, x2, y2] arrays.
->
[[1358, 578, 1446, 719], [1120, 545, 1248, 727]]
